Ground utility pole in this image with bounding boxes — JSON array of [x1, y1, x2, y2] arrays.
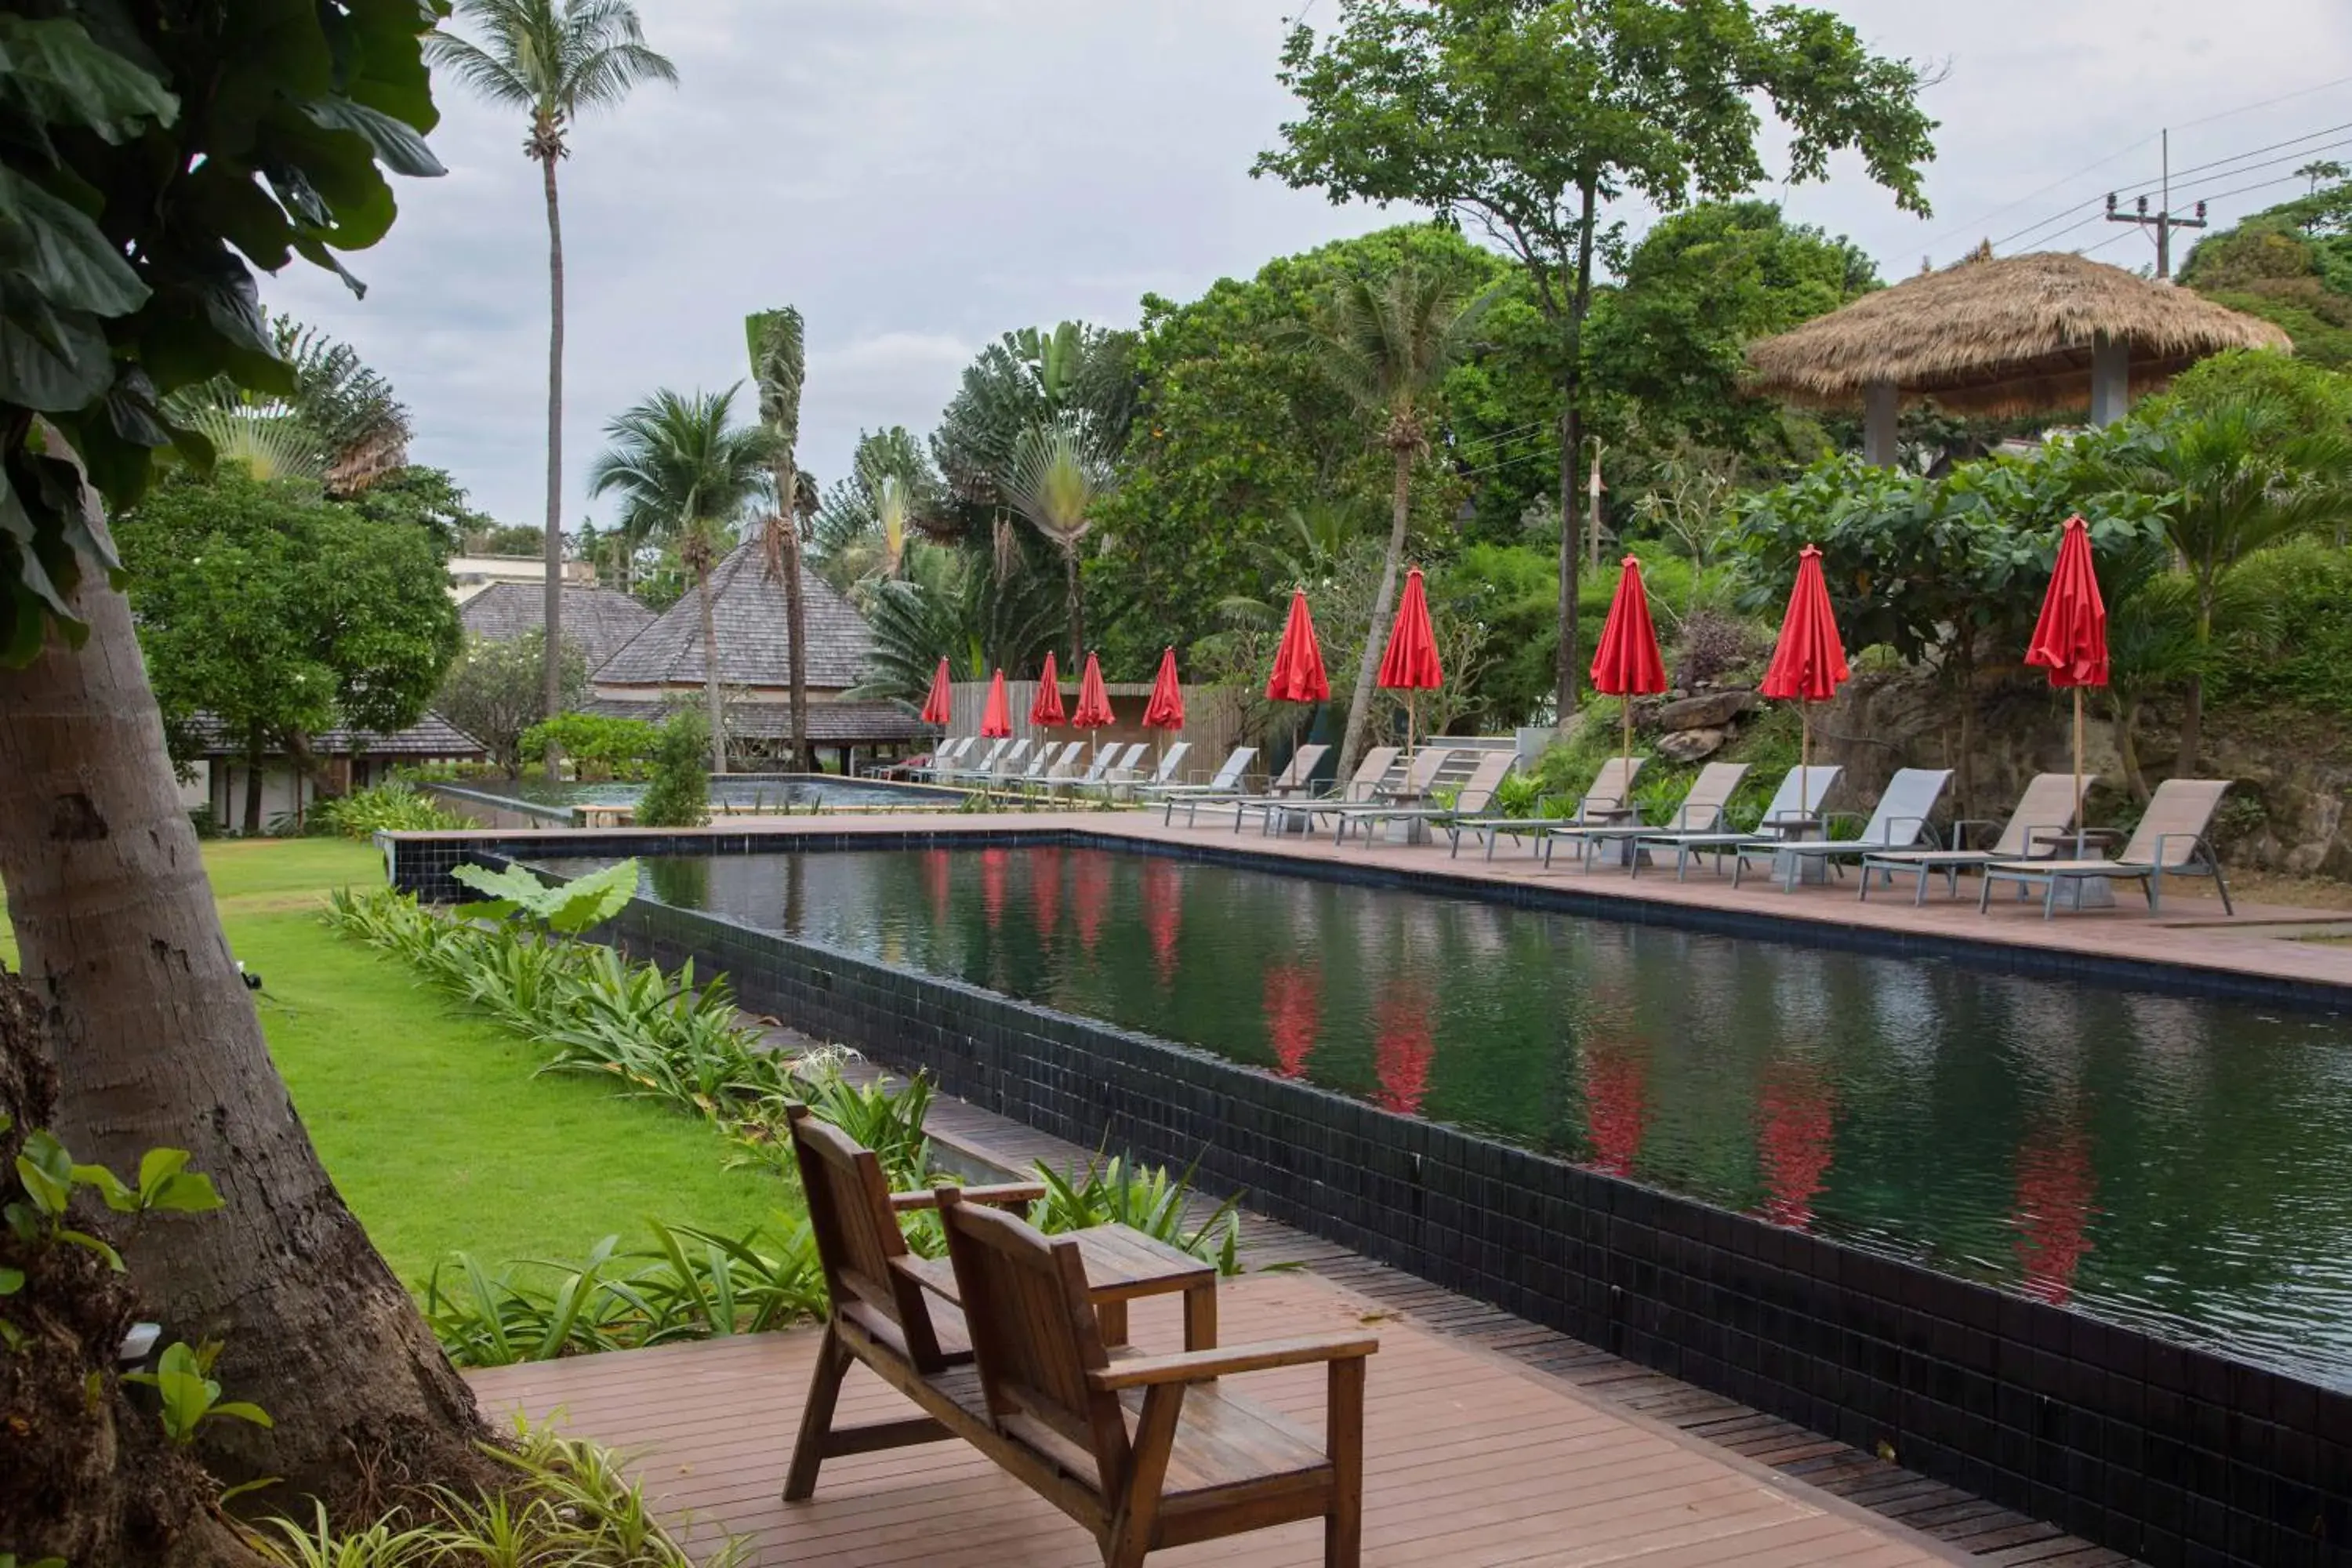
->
[[2107, 129, 2209, 279]]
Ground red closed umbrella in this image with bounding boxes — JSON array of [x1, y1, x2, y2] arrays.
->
[[919, 656, 953, 727], [1142, 646, 1184, 776], [1589, 555, 1668, 780], [1265, 589, 1330, 704], [978, 669, 1012, 739], [1029, 650, 1066, 728], [2024, 515, 2109, 836], [1071, 651, 1115, 765], [1376, 566, 1443, 757], [1759, 545, 1850, 816]]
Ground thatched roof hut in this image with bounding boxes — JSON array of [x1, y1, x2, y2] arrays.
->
[[1745, 251, 2291, 460]]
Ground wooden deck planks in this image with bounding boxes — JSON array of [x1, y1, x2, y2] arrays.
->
[[467, 1273, 1961, 1567]]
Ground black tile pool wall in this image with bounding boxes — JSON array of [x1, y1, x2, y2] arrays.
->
[[383, 831, 2352, 1568]]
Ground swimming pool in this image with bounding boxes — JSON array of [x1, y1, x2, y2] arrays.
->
[[441, 772, 962, 820], [539, 841, 2352, 1392]]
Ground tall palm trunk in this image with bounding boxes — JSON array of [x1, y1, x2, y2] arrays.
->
[[2178, 586, 2213, 773], [1339, 442, 1414, 779], [0, 531, 490, 1501], [539, 143, 568, 782], [1552, 178, 1599, 727], [773, 463, 810, 774], [1063, 545, 1085, 668], [695, 556, 727, 773]]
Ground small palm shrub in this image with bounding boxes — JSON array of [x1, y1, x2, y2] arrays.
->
[[635, 711, 710, 827], [1029, 1151, 1246, 1276], [312, 779, 471, 838]]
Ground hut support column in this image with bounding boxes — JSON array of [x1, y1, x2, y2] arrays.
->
[[2089, 332, 2130, 426], [1861, 382, 1899, 467]]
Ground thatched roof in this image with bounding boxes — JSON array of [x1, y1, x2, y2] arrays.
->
[[1744, 251, 2292, 416]]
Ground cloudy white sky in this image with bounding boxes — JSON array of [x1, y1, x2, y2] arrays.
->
[[265, 0, 2352, 533]]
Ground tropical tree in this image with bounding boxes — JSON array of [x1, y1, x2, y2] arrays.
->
[[1256, 0, 1936, 724], [999, 421, 1116, 666], [436, 629, 590, 777], [746, 307, 811, 770], [165, 315, 416, 497], [0, 0, 495, 1515], [587, 387, 771, 772], [427, 0, 676, 775], [852, 540, 1065, 703], [933, 321, 1139, 540], [1292, 265, 1494, 778]]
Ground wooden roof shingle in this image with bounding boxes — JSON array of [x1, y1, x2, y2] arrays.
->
[[593, 539, 879, 691], [460, 582, 657, 672]]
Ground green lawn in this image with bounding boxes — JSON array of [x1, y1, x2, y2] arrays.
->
[[9, 838, 788, 1290]]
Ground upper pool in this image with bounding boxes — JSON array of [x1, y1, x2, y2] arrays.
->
[[445, 772, 961, 817], [539, 843, 2352, 1391]]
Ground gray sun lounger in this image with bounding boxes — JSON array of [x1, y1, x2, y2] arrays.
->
[[1450, 756, 1644, 861], [899, 735, 974, 782], [1165, 744, 1327, 826], [1979, 777, 2235, 918], [1300, 746, 1458, 840], [1632, 766, 1844, 880], [1731, 767, 1952, 892], [1141, 745, 1257, 801], [1338, 750, 1515, 846], [1860, 771, 2090, 904], [1542, 761, 1751, 870], [1229, 746, 1398, 835], [1011, 739, 1089, 799], [1060, 742, 1148, 799]]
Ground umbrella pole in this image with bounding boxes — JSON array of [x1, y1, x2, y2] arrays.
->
[[1799, 705, 1813, 818], [1621, 698, 1633, 779], [1408, 691, 1417, 761], [2073, 686, 2086, 854]]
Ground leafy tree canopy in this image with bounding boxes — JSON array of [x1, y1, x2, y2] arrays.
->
[[931, 321, 1138, 538], [436, 627, 586, 775], [2181, 180, 2352, 368], [352, 465, 499, 559]]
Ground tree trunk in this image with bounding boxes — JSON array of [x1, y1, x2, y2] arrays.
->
[[1064, 544, 1086, 670], [241, 726, 263, 835], [2113, 694, 2148, 800], [1552, 178, 1599, 727], [774, 465, 810, 774], [539, 147, 568, 784], [0, 522, 492, 1508], [1338, 444, 1414, 781], [2177, 580, 2212, 774], [699, 557, 727, 775]]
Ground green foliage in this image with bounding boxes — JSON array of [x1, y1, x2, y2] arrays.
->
[[787, 1065, 936, 1189], [2182, 186, 2352, 369], [852, 534, 1077, 702], [1028, 1151, 1247, 1278], [932, 321, 1139, 539], [451, 856, 638, 935], [121, 1338, 271, 1444], [521, 711, 657, 779], [116, 469, 462, 771], [437, 629, 590, 775], [636, 712, 713, 827], [587, 386, 771, 582], [0, 0, 447, 663], [312, 781, 470, 839], [2209, 539, 2352, 720]]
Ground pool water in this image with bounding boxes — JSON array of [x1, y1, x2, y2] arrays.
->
[[541, 844, 2352, 1390], [477, 774, 959, 812]]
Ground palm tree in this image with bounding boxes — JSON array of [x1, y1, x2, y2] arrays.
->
[[165, 315, 412, 495], [586, 387, 770, 772], [746, 307, 811, 771], [1293, 266, 1494, 778], [998, 420, 1113, 666], [851, 539, 1065, 703], [427, 0, 676, 776]]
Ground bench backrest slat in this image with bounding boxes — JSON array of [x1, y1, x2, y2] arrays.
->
[[786, 1104, 945, 1370]]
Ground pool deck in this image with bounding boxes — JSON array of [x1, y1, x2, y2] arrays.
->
[[506, 807, 2352, 998], [465, 1270, 1973, 1568]]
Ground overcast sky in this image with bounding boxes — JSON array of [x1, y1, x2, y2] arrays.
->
[[264, 0, 2352, 534]]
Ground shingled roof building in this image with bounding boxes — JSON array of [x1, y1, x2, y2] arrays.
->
[[460, 582, 658, 670], [586, 539, 924, 766]]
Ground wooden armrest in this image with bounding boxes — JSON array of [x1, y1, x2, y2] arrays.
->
[[1087, 1334, 1377, 1390], [889, 1181, 1045, 1213]]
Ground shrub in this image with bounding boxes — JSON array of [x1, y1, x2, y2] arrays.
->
[[1669, 606, 1763, 688], [1029, 1151, 1247, 1277], [312, 779, 470, 838], [635, 713, 711, 828], [2208, 539, 2352, 720], [520, 712, 659, 780]]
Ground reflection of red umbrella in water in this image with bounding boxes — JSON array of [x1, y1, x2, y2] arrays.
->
[[1373, 978, 1434, 1114], [1264, 964, 1319, 1078], [920, 848, 950, 924], [1071, 850, 1111, 953], [980, 847, 1007, 930], [2013, 1115, 2097, 1305], [1030, 845, 1062, 941], [1755, 1062, 1836, 1230], [1142, 857, 1181, 982], [1582, 1034, 1648, 1177]]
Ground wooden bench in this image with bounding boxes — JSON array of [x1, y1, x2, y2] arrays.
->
[[782, 1104, 1377, 1566]]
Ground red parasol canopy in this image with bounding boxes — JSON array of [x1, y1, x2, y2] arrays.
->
[[2024, 515, 2109, 689], [1029, 650, 1067, 727], [1376, 568, 1443, 691], [1759, 546, 1850, 703], [919, 657, 953, 726], [1142, 646, 1185, 730], [1071, 652, 1114, 731], [1588, 557, 1668, 696], [978, 670, 1012, 739], [1265, 590, 1331, 703]]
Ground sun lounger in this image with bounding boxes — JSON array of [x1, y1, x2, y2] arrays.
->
[[1860, 771, 2089, 904], [1010, 740, 1088, 799], [1141, 745, 1257, 801], [1450, 755, 1643, 861], [1297, 746, 1458, 840], [898, 735, 973, 782], [1165, 744, 1328, 826], [1978, 777, 2236, 918], [1062, 742, 1149, 800], [1111, 741, 1192, 797], [1227, 746, 1398, 835], [1730, 767, 1952, 891], [1338, 750, 1515, 846], [1542, 761, 1751, 870], [937, 736, 1010, 786], [1632, 765, 1843, 880]]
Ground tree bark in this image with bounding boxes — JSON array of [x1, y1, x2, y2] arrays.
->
[[1552, 178, 1599, 728], [1064, 545, 1086, 671], [774, 465, 810, 775], [699, 557, 727, 774], [1338, 444, 1413, 782], [539, 146, 568, 784], [2112, 695, 2148, 800], [241, 727, 263, 835], [0, 517, 492, 1508], [2178, 584, 2211, 774]]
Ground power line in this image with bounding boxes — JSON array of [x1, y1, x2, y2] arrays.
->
[[2111, 120, 2352, 206]]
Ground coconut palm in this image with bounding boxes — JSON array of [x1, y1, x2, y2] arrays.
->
[[1293, 265, 1495, 778], [998, 421, 1113, 666], [427, 0, 676, 773], [587, 387, 771, 772], [745, 307, 811, 771]]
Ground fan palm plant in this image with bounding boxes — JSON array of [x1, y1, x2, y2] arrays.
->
[[746, 307, 811, 771], [587, 388, 771, 772], [428, 0, 676, 773], [851, 542, 1065, 704], [998, 421, 1113, 666], [1292, 266, 1494, 778]]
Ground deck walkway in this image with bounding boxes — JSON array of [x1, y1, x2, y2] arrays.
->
[[466, 1272, 1965, 1567]]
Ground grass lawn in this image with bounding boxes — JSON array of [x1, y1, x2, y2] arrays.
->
[[7, 838, 789, 1291]]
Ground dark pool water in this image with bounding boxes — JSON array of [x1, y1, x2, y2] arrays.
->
[[539, 844, 2352, 1390], [468, 774, 958, 811]]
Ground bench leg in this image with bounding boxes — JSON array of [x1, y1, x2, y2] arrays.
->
[[1327, 1356, 1365, 1568], [1106, 1384, 1185, 1568], [784, 1322, 851, 1501]]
